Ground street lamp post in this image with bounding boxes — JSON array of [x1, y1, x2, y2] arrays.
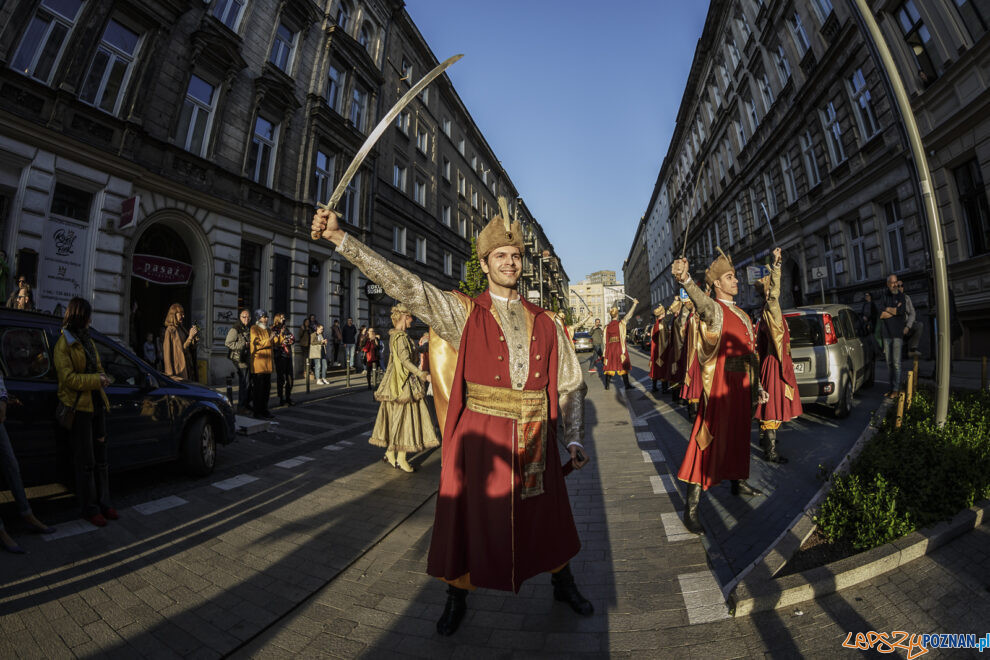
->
[[848, 0, 951, 426]]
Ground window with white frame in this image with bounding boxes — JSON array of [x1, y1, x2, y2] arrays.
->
[[471, 189, 478, 209], [349, 84, 368, 132], [416, 126, 428, 153], [727, 37, 740, 69], [801, 130, 821, 187], [735, 118, 747, 148], [415, 236, 427, 263], [213, 0, 246, 31], [393, 225, 407, 255], [750, 187, 761, 232], [442, 204, 451, 227], [482, 199, 489, 218], [460, 260, 467, 281], [420, 86, 429, 106], [470, 155, 478, 171], [442, 117, 451, 136], [954, 158, 990, 256], [11, 0, 84, 83], [79, 19, 141, 115], [780, 151, 797, 204], [812, 0, 833, 23], [335, 1, 350, 31], [719, 61, 730, 88], [848, 217, 867, 281], [413, 179, 426, 206], [725, 138, 734, 168], [737, 16, 751, 42], [895, 1, 937, 83], [820, 102, 846, 167], [443, 250, 452, 276], [718, 152, 726, 179], [327, 64, 343, 112], [735, 198, 745, 237], [442, 157, 451, 181], [745, 97, 759, 132], [764, 170, 777, 216], [458, 215, 467, 238], [176, 74, 216, 156], [774, 44, 791, 83], [399, 56, 412, 82], [268, 23, 296, 73], [247, 114, 279, 186], [395, 110, 409, 134], [726, 209, 735, 244], [313, 149, 334, 204], [393, 163, 407, 192], [711, 81, 722, 107], [883, 199, 908, 271], [847, 68, 879, 139], [458, 138, 465, 155], [358, 22, 374, 54], [343, 174, 361, 226], [759, 73, 774, 110], [457, 172, 466, 197], [790, 12, 811, 56]]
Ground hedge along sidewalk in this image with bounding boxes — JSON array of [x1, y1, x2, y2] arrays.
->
[[729, 392, 989, 615]]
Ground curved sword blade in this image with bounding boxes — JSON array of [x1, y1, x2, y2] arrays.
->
[[318, 53, 464, 213]]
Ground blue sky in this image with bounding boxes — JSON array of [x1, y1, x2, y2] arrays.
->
[[405, 0, 711, 284]]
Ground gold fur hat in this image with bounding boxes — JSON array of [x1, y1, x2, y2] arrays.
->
[[477, 197, 524, 259], [608, 306, 619, 318], [653, 305, 665, 317], [705, 247, 735, 286]]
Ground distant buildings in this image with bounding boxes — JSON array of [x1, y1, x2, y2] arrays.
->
[[634, 0, 990, 357], [569, 275, 626, 328]]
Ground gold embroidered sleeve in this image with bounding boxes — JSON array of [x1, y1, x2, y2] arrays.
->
[[337, 234, 469, 349], [396, 334, 424, 380], [767, 264, 782, 323], [681, 277, 722, 338], [555, 321, 586, 448]]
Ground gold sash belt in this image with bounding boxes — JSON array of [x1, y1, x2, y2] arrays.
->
[[724, 354, 758, 373], [465, 382, 548, 499], [608, 337, 621, 344]]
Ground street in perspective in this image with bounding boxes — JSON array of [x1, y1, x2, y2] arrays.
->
[[2, 0, 990, 658]]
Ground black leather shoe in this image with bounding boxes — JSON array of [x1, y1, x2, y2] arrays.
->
[[682, 483, 704, 534], [436, 586, 468, 636], [551, 565, 594, 616], [761, 429, 788, 464], [731, 480, 764, 497]]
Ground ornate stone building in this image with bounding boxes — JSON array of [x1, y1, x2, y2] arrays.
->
[[640, 0, 990, 357]]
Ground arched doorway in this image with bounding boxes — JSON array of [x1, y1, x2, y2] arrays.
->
[[128, 224, 194, 356]]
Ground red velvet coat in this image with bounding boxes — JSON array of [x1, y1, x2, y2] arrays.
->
[[426, 291, 580, 592], [677, 300, 757, 490], [754, 316, 803, 422], [681, 313, 703, 401], [603, 319, 630, 375], [657, 315, 678, 382], [649, 318, 664, 379]]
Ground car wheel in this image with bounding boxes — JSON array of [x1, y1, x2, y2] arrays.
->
[[834, 375, 853, 419], [183, 416, 217, 477]]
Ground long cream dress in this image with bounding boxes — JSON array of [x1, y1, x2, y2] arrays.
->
[[370, 329, 440, 452]]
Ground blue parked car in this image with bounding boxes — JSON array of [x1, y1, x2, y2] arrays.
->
[[0, 308, 235, 486]]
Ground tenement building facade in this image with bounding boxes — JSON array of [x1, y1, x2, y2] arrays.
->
[[0, 0, 565, 381], [643, 0, 990, 357]]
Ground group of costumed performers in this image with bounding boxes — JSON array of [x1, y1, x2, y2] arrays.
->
[[601, 300, 638, 390], [667, 246, 801, 535], [312, 200, 594, 637]]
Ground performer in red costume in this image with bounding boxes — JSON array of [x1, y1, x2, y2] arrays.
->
[[754, 248, 802, 464], [657, 297, 682, 389], [679, 299, 703, 420], [602, 301, 637, 390], [649, 304, 667, 392], [671, 249, 768, 534], [312, 203, 592, 636]]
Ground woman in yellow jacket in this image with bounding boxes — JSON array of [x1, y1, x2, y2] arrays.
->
[[54, 298, 117, 527]]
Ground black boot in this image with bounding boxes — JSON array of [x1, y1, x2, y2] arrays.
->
[[731, 480, 764, 497], [682, 483, 704, 534], [761, 428, 788, 464], [551, 564, 594, 616], [436, 585, 468, 636], [604, 376, 610, 390], [623, 374, 632, 390], [687, 401, 698, 419]]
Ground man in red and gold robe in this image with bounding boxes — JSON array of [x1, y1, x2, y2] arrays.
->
[[602, 301, 637, 390], [312, 204, 592, 637], [671, 250, 768, 534], [754, 248, 802, 464], [649, 305, 667, 392]]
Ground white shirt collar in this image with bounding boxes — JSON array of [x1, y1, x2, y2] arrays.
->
[[489, 291, 520, 303], [716, 297, 736, 306]]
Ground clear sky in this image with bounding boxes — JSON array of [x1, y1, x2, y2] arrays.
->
[[404, 0, 711, 284]]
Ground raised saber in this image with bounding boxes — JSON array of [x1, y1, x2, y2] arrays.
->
[[312, 53, 464, 238], [679, 162, 707, 258], [759, 202, 778, 246]]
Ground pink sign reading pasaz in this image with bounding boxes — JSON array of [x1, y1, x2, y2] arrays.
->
[[132, 254, 193, 285]]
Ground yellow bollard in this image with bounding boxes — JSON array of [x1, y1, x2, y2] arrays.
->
[[905, 370, 914, 409], [895, 391, 906, 428]]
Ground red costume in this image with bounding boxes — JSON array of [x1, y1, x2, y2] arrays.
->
[[677, 299, 758, 490], [648, 316, 665, 380], [656, 303, 680, 382], [603, 319, 630, 375], [680, 312, 703, 402], [755, 316, 802, 422]]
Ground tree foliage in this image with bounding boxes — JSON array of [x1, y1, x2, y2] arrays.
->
[[459, 237, 487, 297]]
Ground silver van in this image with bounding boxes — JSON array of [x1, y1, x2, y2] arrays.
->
[[782, 304, 876, 417]]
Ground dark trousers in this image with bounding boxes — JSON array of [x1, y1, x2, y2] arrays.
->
[[275, 355, 293, 402], [365, 362, 379, 389], [72, 403, 110, 517], [332, 342, 341, 364], [252, 372, 272, 415], [234, 364, 251, 410]]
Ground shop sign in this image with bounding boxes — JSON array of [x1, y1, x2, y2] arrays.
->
[[365, 282, 386, 302], [132, 254, 193, 285], [37, 216, 89, 311]]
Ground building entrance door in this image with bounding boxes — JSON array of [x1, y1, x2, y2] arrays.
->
[[128, 224, 194, 357]]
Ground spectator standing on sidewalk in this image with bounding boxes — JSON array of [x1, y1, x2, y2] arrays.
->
[[4, 276, 27, 308], [342, 318, 357, 370], [162, 304, 198, 381], [355, 325, 368, 373], [309, 323, 328, 385], [879, 274, 906, 398], [331, 320, 343, 366], [271, 313, 295, 406], [141, 333, 157, 366], [249, 310, 275, 419], [899, 281, 922, 359], [224, 309, 253, 414], [1, 370, 56, 552], [589, 318, 604, 371], [362, 328, 383, 390], [861, 292, 879, 335], [54, 297, 118, 527]]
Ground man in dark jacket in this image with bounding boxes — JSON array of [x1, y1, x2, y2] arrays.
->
[[589, 318, 603, 372], [879, 274, 905, 398], [224, 309, 252, 414]]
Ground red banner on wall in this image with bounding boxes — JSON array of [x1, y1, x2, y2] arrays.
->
[[132, 254, 193, 285]]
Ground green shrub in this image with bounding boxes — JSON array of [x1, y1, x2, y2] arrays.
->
[[814, 389, 990, 551]]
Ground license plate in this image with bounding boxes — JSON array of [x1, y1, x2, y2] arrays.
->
[[793, 362, 806, 374]]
